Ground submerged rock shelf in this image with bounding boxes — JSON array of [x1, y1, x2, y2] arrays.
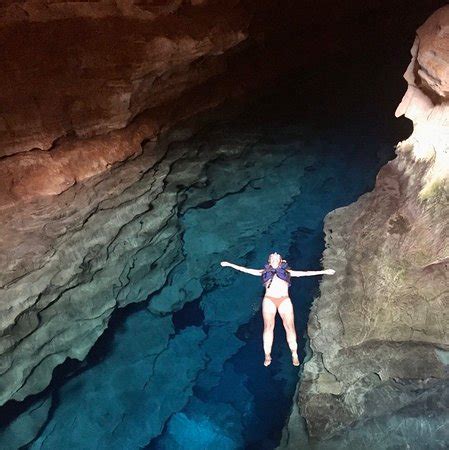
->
[[0, 97, 393, 448]]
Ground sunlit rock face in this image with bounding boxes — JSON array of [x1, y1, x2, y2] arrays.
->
[[279, 6, 449, 449], [395, 5, 449, 199]]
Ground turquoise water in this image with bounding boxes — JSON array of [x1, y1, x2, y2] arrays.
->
[[0, 69, 403, 449]]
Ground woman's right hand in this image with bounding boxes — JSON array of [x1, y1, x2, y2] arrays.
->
[[220, 261, 230, 267]]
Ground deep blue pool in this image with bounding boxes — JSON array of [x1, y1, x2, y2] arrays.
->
[[0, 67, 403, 449]]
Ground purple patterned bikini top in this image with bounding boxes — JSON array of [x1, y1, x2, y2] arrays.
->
[[261, 261, 291, 288]]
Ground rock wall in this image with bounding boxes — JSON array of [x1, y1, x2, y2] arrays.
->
[[280, 6, 449, 449], [0, 1, 253, 206]]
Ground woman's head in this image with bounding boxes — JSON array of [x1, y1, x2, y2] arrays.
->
[[268, 252, 283, 268]]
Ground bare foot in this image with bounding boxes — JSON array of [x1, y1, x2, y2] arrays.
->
[[292, 352, 300, 366], [264, 354, 272, 366]]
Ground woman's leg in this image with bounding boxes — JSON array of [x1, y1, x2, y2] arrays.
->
[[278, 298, 300, 366], [262, 297, 277, 366]]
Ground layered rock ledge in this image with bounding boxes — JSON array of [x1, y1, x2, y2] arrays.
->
[[0, 1, 253, 207], [280, 6, 449, 449]]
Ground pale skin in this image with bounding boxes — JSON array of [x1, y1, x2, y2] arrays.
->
[[220, 252, 335, 367]]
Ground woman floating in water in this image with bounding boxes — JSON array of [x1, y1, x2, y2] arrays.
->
[[220, 252, 335, 367]]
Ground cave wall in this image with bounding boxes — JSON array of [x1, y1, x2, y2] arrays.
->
[[0, 0, 254, 206], [280, 5, 449, 449]]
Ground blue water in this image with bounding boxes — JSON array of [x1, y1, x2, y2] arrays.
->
[[0, 66, 406, 449]]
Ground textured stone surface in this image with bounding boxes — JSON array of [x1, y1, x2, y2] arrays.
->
[[0, 0, 248, 157], [0, 126, 187, 405], [395, 5, 449, 200], [0, 1, 253, 207], [0, 396, 51, 450], [299, 146, 448, 441], [279, 6, 449, 448]]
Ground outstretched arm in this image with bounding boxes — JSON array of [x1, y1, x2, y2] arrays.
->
[[288, 268, 335, 277], [220, 261, 263, 276]]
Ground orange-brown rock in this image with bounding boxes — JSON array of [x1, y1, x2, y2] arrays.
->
[[0, 1, 251, 205], [0, 3, 250, 157], [0, 73, 244, 207], [2, 0, 444, 209]]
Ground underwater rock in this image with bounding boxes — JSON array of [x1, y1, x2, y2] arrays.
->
[[28, 316, 209, 449], [0, 397, 51, 450], [156, 396, 245, 450], [0, 112, 230, 406], [279, 5, 449, 448]]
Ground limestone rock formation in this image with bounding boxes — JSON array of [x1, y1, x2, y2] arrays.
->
[[0, 1, 252, 207], [280, 6, 449, 449], [0, 118, 319, 448]]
